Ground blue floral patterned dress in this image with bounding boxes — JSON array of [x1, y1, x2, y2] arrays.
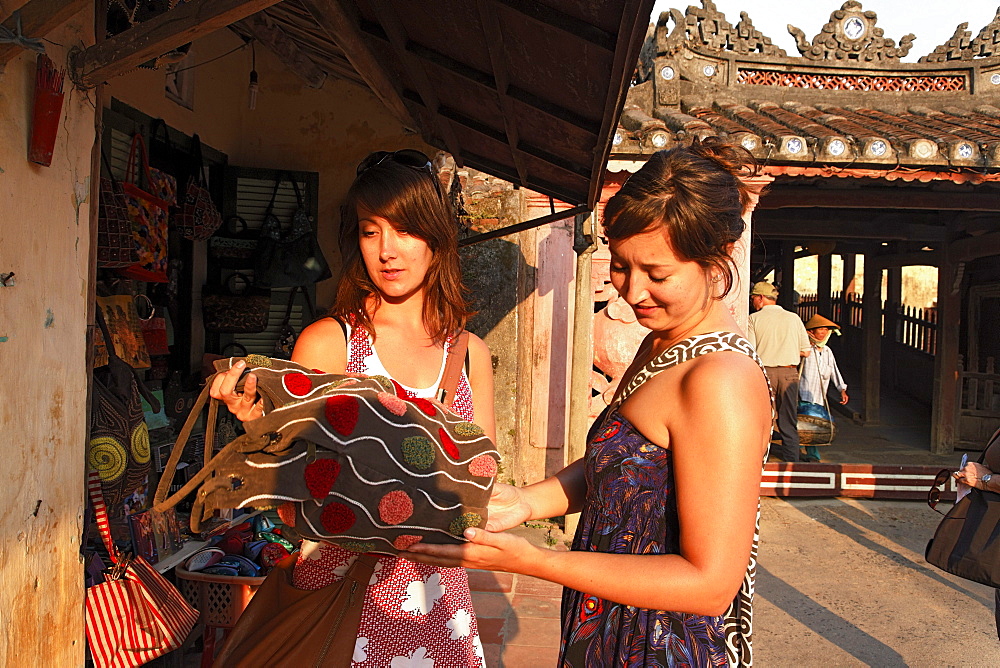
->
[[560, 332, 768, 667]]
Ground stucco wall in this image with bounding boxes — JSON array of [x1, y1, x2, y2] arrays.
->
[[0, 10, 96, 665], [105, 28, 434, 308]]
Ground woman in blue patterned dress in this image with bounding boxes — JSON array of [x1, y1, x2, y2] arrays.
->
[[406, 139, 773, 666]]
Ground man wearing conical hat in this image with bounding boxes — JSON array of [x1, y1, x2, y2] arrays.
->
[[748, 281, 812, 462], [798, 314, 849, 462]]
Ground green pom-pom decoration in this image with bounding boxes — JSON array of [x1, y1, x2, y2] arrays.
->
[[449, 512, 483, 537], [368, 374, 394, 392], [401, 436, 435, 470], [454, 422, 484, 437], [341, 540, 376, 553], [245, 354, 272, 368]]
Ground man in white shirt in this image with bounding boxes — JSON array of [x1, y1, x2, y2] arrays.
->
[[747, 282, 811, 462]]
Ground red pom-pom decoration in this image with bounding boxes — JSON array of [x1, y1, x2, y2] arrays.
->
[[468, 454, 498, 478], [320, 502, 356, 534], [439, 428, 460, 460], [378, 490, 414, 525], [391, 379, 409, 398], [377, 391, 407, 416], [304, 458, 341, 499], [283, 372, 313, 397], [324, 395, 359, 436], [393, 535, 423, 551], [411, 398, 437, 417], [276, 502, 297, 527]]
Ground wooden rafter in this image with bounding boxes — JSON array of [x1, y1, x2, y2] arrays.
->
[[0, 0, 87, 65], [401, 92, 592, 179], [70, 0, 282, 87], [488, 0, 616, 51], [298, 0, 415, 129], [234, 12, 326, 89], [753, 212, 947, 242], [476, 0, 525, 186], [366, 0, 464, 161], [379, 35, 599, 135]]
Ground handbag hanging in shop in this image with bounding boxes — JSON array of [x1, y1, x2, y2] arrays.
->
[[254, 175, 331, 288], [120, 133, 172, 283], [213, 552, 378, 668], [85, 470, 198, 668], [208, 215, 257, 265], [151, 336, 498, 555], [94, 293, 151, 370], [97, 150, 140, 269], [925, 431, 1000, 588], [176, 133, 223, 241], [202, 272, 271, 334], [89, 306, 159, 508]]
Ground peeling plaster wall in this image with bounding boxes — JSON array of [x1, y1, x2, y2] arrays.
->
[[106, 28, 434, 308], [0, 11, 96, 665]]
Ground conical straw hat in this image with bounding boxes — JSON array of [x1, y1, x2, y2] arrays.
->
[[804, 314, 839, 330]]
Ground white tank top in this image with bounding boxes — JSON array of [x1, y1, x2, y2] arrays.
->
[[344, 323, 446, 399]]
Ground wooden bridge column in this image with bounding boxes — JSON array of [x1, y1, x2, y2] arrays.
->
[[861, 253, 882, 425], [842, 254, 857, 294], [779, 241, 796, 310], [931, 260, 961, 454], [817, 253, 833, 316]]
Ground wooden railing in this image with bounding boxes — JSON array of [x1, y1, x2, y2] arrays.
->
[[888, 301, 937, 355]]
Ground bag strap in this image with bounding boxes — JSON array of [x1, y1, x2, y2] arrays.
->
[[124, 132, 154, 190], [264, 173, 285, 218], [152, 381, 218, 513], [437, 330, 469, 407], [280, 287, 300, 329], [190, 133, 208, 186], [291, 177, 305, 209], [87, 468, 121, 564], [99, 148, 119, 187]]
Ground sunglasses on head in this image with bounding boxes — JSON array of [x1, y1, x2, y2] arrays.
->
[[927, 468, 952, 515], [357, 149, 434, 177]]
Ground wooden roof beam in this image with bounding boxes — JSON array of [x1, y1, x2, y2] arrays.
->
[[487, 0, 616, 51], [1, 0, 88, 66], [70, 0, 282, 86], [233, 13, 326, 89], [402, 91, 592, 180], [366, 0, 464, 162], [476, 0, 527, 187], [298, 0, 415, 129], [753, 213, 947, 242]]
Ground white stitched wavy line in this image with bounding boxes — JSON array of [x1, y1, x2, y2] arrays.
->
[[297, 502, 460, 543], [342, 458, 464, 511], [236, 493, 301, 508], [244, 451, 309, 468], [325, 492, 462, 538], [260, 414, 496, 490]]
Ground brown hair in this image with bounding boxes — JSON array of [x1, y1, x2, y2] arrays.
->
[[331, 156, 472, 344], [602, 138, 761, 298]]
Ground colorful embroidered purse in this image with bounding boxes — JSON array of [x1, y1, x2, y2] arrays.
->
[[153, 351, 498, 555]]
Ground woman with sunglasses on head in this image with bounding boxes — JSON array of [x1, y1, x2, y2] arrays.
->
[[403, 139, 772, 666], [211, 149, 496, 665]]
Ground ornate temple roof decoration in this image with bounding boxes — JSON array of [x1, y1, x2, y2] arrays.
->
[[681, 0, 786, 56], [788, 1, 913, 62], [615, 1, 1000, 172], [920, 8, 1000, 63]]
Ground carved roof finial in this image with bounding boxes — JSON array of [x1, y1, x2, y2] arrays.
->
[[682, 0, 784, 55], [921, 7, 1000, 61], [788, 0, 914, 62]]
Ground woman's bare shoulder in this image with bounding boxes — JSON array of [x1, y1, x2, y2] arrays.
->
[[291, 317, 348, 372]]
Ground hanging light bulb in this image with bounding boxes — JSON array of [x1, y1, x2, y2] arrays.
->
[[248, 41, 258, 110]]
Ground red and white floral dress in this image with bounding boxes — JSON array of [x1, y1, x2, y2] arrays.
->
[[292, 324, 484, 666]]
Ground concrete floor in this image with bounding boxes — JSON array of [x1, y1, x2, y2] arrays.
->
[[482, 499, 998, 667]]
